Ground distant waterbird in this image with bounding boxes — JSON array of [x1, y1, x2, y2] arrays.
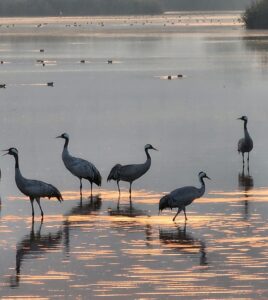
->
[[237, 116, 253, 165], [47, 82, 54, 87], [0, 84, 6, 88], [3, 148, 63, 219], [107, 144, 157, 198], [56, 133, 101, 198], [159, 172, 210, 222]]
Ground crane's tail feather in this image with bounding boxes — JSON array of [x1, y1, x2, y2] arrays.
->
[[48, 184, 63, 202], [107, 164, 122, 182], [159, 194, 172, 212], [93, 169, 102, 187]]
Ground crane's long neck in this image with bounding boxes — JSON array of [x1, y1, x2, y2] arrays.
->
[[243, 120, 251, 140], [13, 153, 19, 169], [145, 148, 151, 161], [13, 153, 25, 183], [62, 138, 70, 156], [144, 148, 152, 169], [198, 177, 206, 197], [64, 137, 69, 149]]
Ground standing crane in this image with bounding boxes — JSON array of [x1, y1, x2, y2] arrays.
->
[[3, 148, 63, 219], [159, 172, 210, 222], [56, 133, 101, 198], [107, 144, 157, 198], [237, 116, 253, 165]]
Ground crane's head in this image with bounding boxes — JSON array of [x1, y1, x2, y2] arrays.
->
[[145, 144, 158, 151], [56, 133, 69, 140], [2, 147, 18, 157], [158, 194, 170, 214], [198, 171, 211, 180], [237, 116, 248, 122]]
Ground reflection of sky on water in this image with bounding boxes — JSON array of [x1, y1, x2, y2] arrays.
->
[[1, 15, 268, 298]]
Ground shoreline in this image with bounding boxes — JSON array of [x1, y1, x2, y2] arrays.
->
[[0, 12, 242, 26]]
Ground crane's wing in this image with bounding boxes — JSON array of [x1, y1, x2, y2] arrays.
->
[[22, 179, 63, 201], [119, 163, 149, 182], [65, 156, 96, 179], [107, 164, 122, 181], [169, 186, 200, 207], [238, 138, 244, 153]]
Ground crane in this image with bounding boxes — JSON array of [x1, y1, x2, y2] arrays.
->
[[107, 144, 157, 198], [3, 148, 63, 219], [56, 133, 101, 198], [237, 116, 253, 165], [159, 172, 210, 222]]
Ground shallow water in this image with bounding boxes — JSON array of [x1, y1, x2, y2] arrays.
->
[[1, 13, 268, 299]]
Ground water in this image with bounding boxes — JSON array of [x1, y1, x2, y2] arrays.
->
[[1, 13, 268, 299]]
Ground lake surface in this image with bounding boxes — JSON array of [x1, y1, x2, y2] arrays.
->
[[1, 12, 268, 299]]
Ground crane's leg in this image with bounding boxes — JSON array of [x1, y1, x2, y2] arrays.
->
[[79, 179, 83, 200], [36, 197, 44, 219], [129, 182, 132, 196], [242, 153, 245, 165], [30, 197, 35, 219], [90, 182, 93, 198], [182, 207, 188, 221], [117, 180, 121, 196], [173, 208, 181, 222], [247, 152, 250, 164]]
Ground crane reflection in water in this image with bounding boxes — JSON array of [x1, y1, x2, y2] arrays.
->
[[238, 164, 254, 219], [10, 221, 63, 288], [63, 195, 102, 255], [159, 224, 208, 266]]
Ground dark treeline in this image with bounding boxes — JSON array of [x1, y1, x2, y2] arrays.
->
[[0, 0, 253, 16], [243, 0, 268, 29]]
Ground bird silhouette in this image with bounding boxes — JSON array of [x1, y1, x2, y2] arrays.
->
[[107, 144, 157, 198], [3, 148, 63, 219], [57, 133, 101, 198], [237, 116, 253, 165], [159, 172, 210, 222], [10, 220, 62, 288]]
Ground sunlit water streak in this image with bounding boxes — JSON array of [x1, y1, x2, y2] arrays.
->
[[0, 185, 268, 298]]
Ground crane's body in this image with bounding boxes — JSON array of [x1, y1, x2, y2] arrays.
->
[[237, 116, 253, 164], [57, 133, 101, 197], [4, 148, 62, 218], [159, 172, 210, 222], [107, 144, 157, 197]]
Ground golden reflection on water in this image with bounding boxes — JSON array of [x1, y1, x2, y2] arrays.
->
[[1, 187, 268, 299]]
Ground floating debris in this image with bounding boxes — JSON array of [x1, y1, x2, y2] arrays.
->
[[47, 82, 54, 87], [80, 60, 85, 63], [0, 84, 6, 88], [107, 60, 113, 64]]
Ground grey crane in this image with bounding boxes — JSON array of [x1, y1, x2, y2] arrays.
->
[[3, 148, 63, 219], [107, 144, 157, 197], [159, 172, 210, 222], [56, 133, 101, 198], [237, 116, 253, 165]]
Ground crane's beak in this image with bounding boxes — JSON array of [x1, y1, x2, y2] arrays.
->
[[152, 146, 158, 151], [205, 175, 211, 180], [55, 135, 62, 139], [1, 149, 9, 156], [237, 117, 242, 120]]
